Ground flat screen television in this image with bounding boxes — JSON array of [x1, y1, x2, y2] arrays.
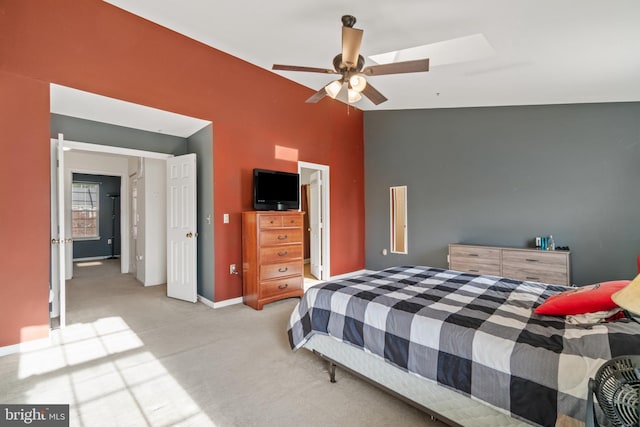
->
[[253, 168, 300, 211]]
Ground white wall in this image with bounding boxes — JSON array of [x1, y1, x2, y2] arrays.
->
[[64, 151, 130, 277], [136, 158, 167, 286]]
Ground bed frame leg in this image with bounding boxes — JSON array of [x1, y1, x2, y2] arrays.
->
[[329, 362, 337, 383]]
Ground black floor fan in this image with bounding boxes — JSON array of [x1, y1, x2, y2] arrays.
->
[[587, 355, 640, 426], [107, 194, 120, 260]]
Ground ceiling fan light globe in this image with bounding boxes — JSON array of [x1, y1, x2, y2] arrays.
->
[[349, 75, 367, 92], [348, 89, 362, 103], [325, 80, 343, 99]]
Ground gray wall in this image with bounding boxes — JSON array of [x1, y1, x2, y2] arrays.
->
[[72, 173, 121, 259], [187, 125, 215, 300], [51, 114, 188, 155], [364, 102, 640, 286]]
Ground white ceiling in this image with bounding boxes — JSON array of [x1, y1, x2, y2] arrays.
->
[[101, 0, 640, 111], [51, 84, 210, 138]]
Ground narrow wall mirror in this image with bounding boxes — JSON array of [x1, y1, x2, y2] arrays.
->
[[390, 186, 408, 254]]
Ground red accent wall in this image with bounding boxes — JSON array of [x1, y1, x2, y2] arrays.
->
[[0, 71, 52, 347], [0, 1, 364, 346]]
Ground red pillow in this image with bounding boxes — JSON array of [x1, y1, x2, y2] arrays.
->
[[534, 280, 631, 316]]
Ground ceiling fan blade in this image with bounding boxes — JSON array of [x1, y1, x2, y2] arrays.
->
[[362, 58, 430, 76], [305, 88, 328, 103], [273, 64, 337, 74], [361, 83, 388, 105], [341, 27, 363, 68]]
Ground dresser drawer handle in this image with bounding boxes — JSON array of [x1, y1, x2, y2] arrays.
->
[[277, 235, 288, 240], [270, 220, 275, 224], [525, 259, 539, 262], [469, 269, 479, 272], [278, 267, 288, 273], [277, 251, 288, 256], [289, 219, 296, 224], [526, 276, 540, 281], [278, 283, 289, 290], [468, 253, 479, 257]]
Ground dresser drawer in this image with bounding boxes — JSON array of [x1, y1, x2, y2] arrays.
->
[[260, 261, 302, 281], [260, 228, 303, 246], [281, 215, 303, 228], [449, 244, 501, 275], [502, 250, 569, 285], [259, 215, 283, 228], [449, 260, 501, 276], [260, 276, 303, 299], [260, 244, 303, 263], [259, 214, 304, 229]]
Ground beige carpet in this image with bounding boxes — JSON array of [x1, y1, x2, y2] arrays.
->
[[0, 260, 446, 426]]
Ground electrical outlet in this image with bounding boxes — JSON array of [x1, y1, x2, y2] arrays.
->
[[108, 238, 112, 245], [223, 213, 229, 224], [230, 264, 237, 274]]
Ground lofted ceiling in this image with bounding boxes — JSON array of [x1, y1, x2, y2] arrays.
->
[[101, 0, 640, 111]]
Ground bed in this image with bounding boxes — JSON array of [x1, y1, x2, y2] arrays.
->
[[287, 266, 640, 427]]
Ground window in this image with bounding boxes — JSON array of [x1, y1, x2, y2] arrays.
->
[[72, 182, 99, 239]]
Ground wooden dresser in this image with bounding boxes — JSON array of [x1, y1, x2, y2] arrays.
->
[[448, 243, 571, 286], [242, 211, 305, 310]]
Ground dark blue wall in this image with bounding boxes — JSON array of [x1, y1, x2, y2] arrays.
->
[[72, 173, 121, 259]]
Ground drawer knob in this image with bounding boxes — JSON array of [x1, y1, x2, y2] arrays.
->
[[525, 259, 539, 262], [278, 283, 289, 290], [468, 253, 479, 257], [277, 251, 288, 256], [278, 267, 288, 273], [277, 235, 288, 240]]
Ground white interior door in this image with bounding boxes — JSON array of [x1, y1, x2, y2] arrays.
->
[[50, 135, 67, 327], [309, 171, 322, 279], [167, 154, 197, 302]]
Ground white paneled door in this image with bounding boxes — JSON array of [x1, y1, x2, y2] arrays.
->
[[50, 135, 67, 327], [166, 154, 197, 302]]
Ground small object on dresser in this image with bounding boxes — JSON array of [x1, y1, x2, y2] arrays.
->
[[541, 237, 547, 250], [548, 235, 555, 251]]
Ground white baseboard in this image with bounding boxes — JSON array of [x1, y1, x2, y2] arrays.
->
[[197, 295, 243, 309], [73, 255, 120, 262], [0, 336, 51, 358]]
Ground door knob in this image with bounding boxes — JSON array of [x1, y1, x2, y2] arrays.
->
[[51, 238, 60, 244], [186, 232, 193, 238]]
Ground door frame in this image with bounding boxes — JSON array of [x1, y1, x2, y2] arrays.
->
[[298, 161, 330, 281], [51, 138, 174, 327]]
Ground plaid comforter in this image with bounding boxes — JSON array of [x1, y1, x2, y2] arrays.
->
[[287, 266, 640, 426]]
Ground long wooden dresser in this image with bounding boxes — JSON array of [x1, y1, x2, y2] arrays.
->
[[242, 211, 305, 310], [448, 243, 571, 286]]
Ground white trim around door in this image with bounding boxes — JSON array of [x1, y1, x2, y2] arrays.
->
[[298, 161, 330, 281]]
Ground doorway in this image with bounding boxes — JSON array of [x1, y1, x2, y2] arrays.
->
[[298, 161, 330, 286], [50, 138, 200, 327], [71, 173, 122, 262]]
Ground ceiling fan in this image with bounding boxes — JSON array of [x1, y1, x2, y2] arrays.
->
[[272, 15, 430, 105]]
